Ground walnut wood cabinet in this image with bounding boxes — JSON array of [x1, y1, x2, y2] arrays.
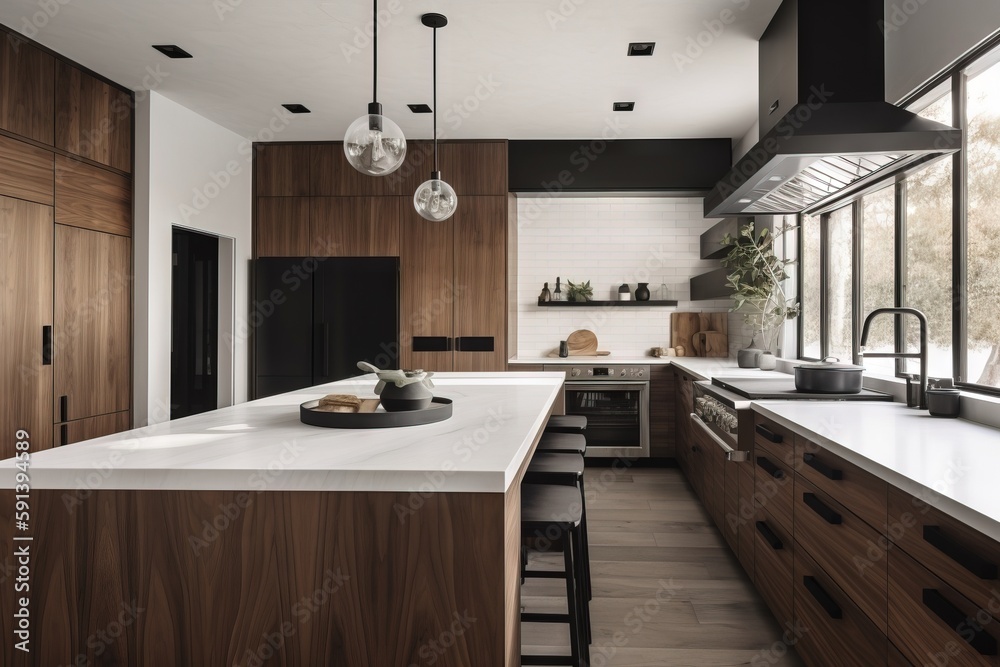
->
[[254, 140, 510, 375], [739, 412, 1000, 667], [649, 366, 676, 458], [0, 25, 133, 452], [0, 196, 53, 459]]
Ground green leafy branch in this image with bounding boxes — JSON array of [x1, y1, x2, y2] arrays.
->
[[721, 221, 801, 351]]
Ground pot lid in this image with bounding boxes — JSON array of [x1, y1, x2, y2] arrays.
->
[[795, 356, 865, 371]]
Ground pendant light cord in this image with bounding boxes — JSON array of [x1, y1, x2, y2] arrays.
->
[[433, 25, 438, 172], [372, 0, 377, 103]]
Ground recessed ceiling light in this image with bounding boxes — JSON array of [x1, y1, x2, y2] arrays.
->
[[408, 104, 433, 114], [613, 102, 635, 112], [152, 44, 193, 59], [627, 42, 655, 57], [768, 176, 783, 182], [738, 198, 753, 204], [281, 104, 311, 114]]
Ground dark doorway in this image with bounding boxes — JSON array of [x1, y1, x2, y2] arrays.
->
[[171, 228, 219, 419]]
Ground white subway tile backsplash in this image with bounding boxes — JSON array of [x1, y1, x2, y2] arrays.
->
[[513, 196, 753, 358]]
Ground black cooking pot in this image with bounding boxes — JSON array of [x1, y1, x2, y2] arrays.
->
[[794, 357, 865, 394]]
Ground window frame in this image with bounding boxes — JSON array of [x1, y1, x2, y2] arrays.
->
[[796, 29, 1000, 396]]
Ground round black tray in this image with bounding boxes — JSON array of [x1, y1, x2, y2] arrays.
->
[[299, 397, 453, 429]]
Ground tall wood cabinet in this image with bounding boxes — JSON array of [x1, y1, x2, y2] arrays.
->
[[0, 26, 133, 457], [253, 139, 509, 383]]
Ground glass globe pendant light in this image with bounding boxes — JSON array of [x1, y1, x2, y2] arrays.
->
[[344, 0, 406, 176], [413, 13, 458, 222]]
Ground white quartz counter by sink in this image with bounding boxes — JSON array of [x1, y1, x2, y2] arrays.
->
[[0, 373, 564, 494], [752, 401, 1000, 542]]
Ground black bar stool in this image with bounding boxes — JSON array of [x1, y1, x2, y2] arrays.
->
[[544, 415, 588, 434], [521, 483, 589, 667], [525, 453, 593, 641], [535, 432, 586, 455]]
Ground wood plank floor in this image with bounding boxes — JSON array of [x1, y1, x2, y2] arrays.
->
[[522, 466, 804, 666]]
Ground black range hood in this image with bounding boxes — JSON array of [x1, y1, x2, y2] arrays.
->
[[704, 0, 962, 218]]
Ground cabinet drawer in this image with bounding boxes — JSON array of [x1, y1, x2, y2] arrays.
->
[[754, 447, 794, 533], [738, 465, 755, 576], [889, 546, 999, 667], [794, 548, 888, 667], [794, 437, 887, 530], [753, 414, 796, 454], [889, 487, 1000, 613], [724, 466, 739, 553], [755, 508, 793, 629], [795, 478, 888, 633]]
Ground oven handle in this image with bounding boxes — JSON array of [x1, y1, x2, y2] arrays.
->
[[689, 413, 747, 462], [565, 382, 649, 391]]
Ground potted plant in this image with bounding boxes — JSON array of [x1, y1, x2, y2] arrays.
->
[[566, 280, 593, 302], [721, 221, 799, 367]]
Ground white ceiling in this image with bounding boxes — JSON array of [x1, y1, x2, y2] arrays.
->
[[0, 0, 781, 142]]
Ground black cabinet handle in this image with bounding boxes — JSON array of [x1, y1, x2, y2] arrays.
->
[[803, 492, 842, 525], [803, 453, 843, 480], [59, 424, 68, 446], [322, 324, 330, 377], [804, 576, 842, 619], [59, 395, 68, 423], [923, 589, 998, 656], [756, 456, 785, 480], [412, 336, 452, 352], [455, 336, 495, 352], [755, 424, 783, 443], [924, 526, 998, 580], [755, 521, 783, 550], [42, 326, 52, 365]]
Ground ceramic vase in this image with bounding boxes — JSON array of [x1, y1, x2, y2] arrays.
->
[[635, 283, 650, 301]]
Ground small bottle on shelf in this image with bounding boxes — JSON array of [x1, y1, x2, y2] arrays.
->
[[553, 277, 563, 301], [538, 282, 552, 304], [659, 279, 669, 301]]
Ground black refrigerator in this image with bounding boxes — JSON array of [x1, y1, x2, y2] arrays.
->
[[253, 257, 399, 398]]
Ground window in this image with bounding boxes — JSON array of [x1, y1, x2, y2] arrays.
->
[[905, 92, 953, 379], [966, 54, 1000, 387], [827, 206, 853, 360], [801, 215, 822, 359], [860, 187, 896, 375], [796, 38, 1000, 395]]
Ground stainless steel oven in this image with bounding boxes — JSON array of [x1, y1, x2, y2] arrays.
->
[[544, 365, 649, 459]]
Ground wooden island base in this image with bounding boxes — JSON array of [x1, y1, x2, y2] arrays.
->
[[0, 486, 522, 667]]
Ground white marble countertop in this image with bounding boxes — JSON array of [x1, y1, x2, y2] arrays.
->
[[752, 401, 1000, 542], [508, 355, 777, 381], [0, 373, 564, 494]]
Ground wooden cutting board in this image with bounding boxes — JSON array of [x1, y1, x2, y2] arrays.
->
[[671, 313, 729, 356], [691, 331, 729, 358], [566, 330, 598, 355]]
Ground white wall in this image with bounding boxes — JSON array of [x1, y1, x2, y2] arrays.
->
[[885, 0, 1000, 102], [134, 91, 253, 426], [515, 196, 752, 358]]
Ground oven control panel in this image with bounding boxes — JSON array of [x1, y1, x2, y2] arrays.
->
[[558, 366, 648, 380]]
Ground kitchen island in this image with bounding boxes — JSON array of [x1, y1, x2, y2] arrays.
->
[[0, 372, 564, 667]]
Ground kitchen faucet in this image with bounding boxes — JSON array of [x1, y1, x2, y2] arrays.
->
[[859, 307, 929, 410]]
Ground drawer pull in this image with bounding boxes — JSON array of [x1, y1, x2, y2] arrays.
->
[[755, 424, 783, 443], [803, 453, 843, 480], [922, 589, 998, 656], [803, 492, 842, 525], [756, 456, 785, 480], [804, 576, 842, 619], [924, 526, 999, 580], [755, 521, 783, 550]]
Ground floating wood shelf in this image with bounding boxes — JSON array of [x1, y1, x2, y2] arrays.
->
[[538, 300, 678, 307]]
